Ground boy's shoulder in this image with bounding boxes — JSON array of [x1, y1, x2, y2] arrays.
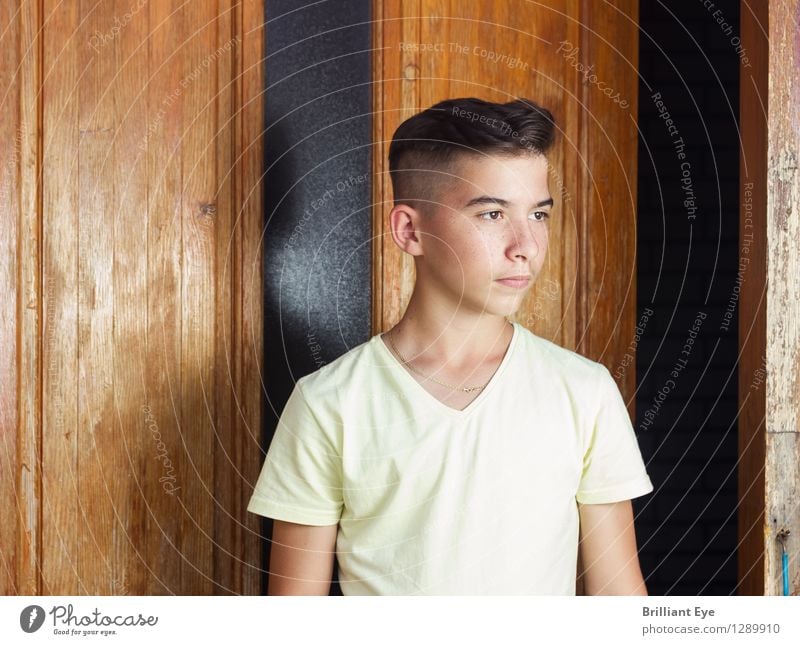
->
[[516, 324, 610, 383], [294, 333, 381, 400]]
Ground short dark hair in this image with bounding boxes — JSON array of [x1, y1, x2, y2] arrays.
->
[[388, 97, 556, 212]]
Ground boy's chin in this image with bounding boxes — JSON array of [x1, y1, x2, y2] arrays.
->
[[447, 286, 527, 317], [477, 296, 526, 318]]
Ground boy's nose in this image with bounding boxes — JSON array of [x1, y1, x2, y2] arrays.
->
[[506, 222, 541, 260]]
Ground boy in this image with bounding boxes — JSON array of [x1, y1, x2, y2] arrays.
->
[[247, 97, 654, 595]]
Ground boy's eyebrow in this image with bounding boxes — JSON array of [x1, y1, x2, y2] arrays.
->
[[462, 195, 554, 209]]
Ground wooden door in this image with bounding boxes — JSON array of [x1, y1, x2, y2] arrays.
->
[[1, 0, 264, 595]]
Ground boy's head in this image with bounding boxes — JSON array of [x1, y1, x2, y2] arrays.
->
[[387, 97, 557, 318], [389, 97, 556, 214]]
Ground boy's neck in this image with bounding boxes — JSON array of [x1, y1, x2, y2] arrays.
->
[[388, 300, 513, 370]]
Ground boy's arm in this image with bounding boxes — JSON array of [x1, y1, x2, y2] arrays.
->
[[577, 500, 648, 595], [268, 519, 338, 595]]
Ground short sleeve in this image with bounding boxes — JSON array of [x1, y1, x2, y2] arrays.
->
[[246, 379, 343, 525], [576, 366, 654, 504]]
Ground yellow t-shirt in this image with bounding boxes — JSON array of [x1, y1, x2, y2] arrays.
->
[[247, 321, 653, 594]]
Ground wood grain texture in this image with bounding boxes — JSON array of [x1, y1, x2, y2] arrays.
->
[[766, 433, 800, 595], [578, 0, 639, 376], [1, 0, 42, 596], [0, 0, 17, 594], [179, 0, 217, 596], [738, 0, 768, 597], [372, 0, 639, 595], [740, 0, 800, 597], [76, 0, 123, 596], [236, 0, 266, 597], [145, 0, 184, 595], [765, 4, 800, 434], [764, 0, 800, 596], [42, 0, 81, 595], [2, 0, 263, 595]]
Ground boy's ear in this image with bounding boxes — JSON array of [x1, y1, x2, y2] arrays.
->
[[388, 202, 425, 256]]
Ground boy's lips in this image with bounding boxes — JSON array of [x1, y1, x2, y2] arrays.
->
[[495, 275, 531, 288]]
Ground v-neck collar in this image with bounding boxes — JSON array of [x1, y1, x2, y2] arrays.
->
[[374, 321, 520, 419]]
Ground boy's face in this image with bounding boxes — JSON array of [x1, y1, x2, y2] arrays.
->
[[404, 152, 553, 318]]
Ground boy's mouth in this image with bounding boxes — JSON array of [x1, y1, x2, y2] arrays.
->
[[495, 275, 531, 288]]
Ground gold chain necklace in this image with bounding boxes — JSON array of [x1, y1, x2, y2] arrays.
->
[[386, 329, 492, 393]]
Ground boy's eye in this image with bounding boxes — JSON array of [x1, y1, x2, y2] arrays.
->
[[479, 210, 503, 221], [478, 210, 550, 221]]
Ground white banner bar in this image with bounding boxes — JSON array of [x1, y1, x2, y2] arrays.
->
[[2, 596, 797, 645]]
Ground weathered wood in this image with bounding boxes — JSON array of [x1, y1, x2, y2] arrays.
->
[[764, 0, 800, 596], [766, 434, 800, 595], [740, 0, 800, 596]]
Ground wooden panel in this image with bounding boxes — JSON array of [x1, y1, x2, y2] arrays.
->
[[766, 434, 800, 594], [740, 0, 800, 596], [0, 0, 17, 594], [234, 0, 267, 597], [112, 0, 150, 596], [145, 0, 184, 595], [738, 0, 768, 596], [765, 0, 800, 437], [42, 0, 81, 595], [0, 0, 42, 596], [3, 0, 263, 595], [179, 0, 217, 595], [579, 0, 639, 372], [76, 0, 126, 595], [372, 0, 421, 337], [764, 0, 800, 596]]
